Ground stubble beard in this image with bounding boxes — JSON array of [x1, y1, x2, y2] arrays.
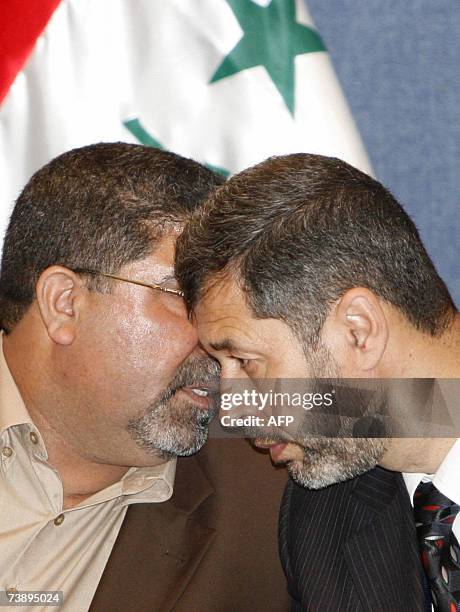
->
[[286, 435, 386, 490], [127, 356, 220, 460], [286, 341, 387, 490]]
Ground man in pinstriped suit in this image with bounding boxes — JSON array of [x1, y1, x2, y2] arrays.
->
[[175, 153, 460, 611]]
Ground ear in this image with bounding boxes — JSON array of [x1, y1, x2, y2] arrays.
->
[[35, 266, 85, 346], [327, 287, 389, 372]]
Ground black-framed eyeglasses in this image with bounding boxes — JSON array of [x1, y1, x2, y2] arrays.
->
[[71, 268, 184, 298]]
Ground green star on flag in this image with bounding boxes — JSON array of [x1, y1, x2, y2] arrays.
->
[[0, 0, 372, 224], [210, 0, 326, 115]]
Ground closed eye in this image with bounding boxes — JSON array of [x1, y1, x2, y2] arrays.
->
[[234, 357, 250, 370]]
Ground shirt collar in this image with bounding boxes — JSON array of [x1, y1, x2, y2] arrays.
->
[[432, 438, 460, 505], [0, 332, 33, 433], [403, 438, 460, 506], [53, 458, 177, 511], [120, 459, 176, 504]]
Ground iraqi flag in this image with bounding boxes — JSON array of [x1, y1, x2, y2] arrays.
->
[[0, 0, 372, 240]]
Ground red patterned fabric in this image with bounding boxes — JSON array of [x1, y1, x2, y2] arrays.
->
[[414, 481, 460, 612], [0, 0, 61, 104]]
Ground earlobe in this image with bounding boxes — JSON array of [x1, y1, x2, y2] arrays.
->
[[35, 266, 82, 346], [339, 288, 389, 371]]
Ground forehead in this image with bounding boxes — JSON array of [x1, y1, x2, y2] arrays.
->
[[194, 280, 293, 351], [195, 280, 252, 329], [122, 230, 179, 278]]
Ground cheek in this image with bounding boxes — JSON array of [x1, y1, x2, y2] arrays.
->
[[93, 301, 198, 381], [155, 315, 198, 363], [124, 305, 198, 362], [264, 346, 310, 378], [220, 360, 250, 380]]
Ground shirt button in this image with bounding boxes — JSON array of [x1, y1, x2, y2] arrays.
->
[[1, 447, 13, 458], [54, 514, 65, 526], [29, 432, 39, 444]]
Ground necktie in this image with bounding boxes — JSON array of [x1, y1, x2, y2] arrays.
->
[[414, 481, 460, 612]]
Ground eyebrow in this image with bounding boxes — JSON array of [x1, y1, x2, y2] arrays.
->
[[153, 274, 178, 285], [209, 338, 238, 352]]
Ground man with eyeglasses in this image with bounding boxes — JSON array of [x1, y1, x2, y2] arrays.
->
[[0, 143, 288, 611]]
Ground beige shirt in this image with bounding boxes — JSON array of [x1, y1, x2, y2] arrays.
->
[[0, 338, 176, 612]]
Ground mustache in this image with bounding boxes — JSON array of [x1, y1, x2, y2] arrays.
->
[[161, 355, 221, 401]]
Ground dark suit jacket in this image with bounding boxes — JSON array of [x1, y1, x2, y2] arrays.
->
[[279, 467, 428, 611], [90, 439, 290, 612]]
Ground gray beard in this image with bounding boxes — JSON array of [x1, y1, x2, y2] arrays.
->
[[127, 355, 220, 459], [289, 340, 387, 489], [286, 436, 386, 489]]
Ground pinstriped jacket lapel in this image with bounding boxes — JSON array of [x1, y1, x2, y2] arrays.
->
[[280, 467, 427, 611], [343, 469, 426, 611]]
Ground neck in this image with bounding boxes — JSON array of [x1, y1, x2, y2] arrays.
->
[[380, 438, 456, 474], [29, 403, 129, 508], [381, 312, 460, 378], [379, 312, 460, 474], [3, 323, 129, 509]]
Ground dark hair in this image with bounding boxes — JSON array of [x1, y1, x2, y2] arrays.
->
[[176, 153, 456, 345], [0, 142, 224, 332]]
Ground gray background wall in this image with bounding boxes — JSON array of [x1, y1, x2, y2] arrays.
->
[[307, 0, 459, 306]]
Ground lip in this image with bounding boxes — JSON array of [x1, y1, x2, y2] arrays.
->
[[253, 440, 279, 449], [268, 443, 288, 462], [253, 439, 292, 463], [253, 440, 288, 462], [177, 387, 212, 409]]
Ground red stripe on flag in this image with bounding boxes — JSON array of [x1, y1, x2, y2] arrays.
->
[[0, 0, 62, 104]]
